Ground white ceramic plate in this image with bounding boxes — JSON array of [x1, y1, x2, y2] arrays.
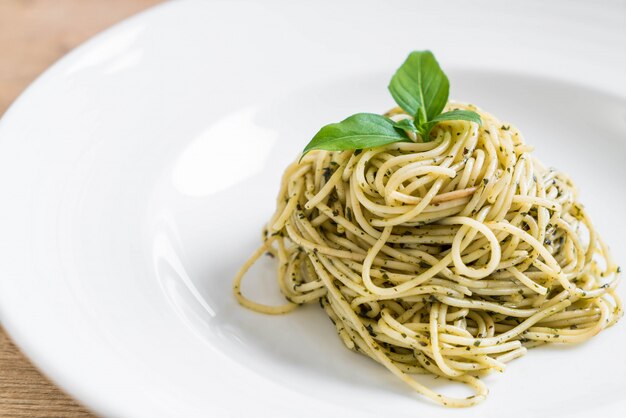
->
[[1, 0, 625, 416]]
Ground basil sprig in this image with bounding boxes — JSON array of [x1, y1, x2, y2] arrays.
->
[[302, 51, 481, 156], [302, 113, 411, 154]]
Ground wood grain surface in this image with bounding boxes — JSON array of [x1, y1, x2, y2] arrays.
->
[[0, 1, 163, 416]]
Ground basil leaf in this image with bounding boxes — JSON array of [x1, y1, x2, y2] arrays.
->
[[430, 109, 482, 125], [302, 113, 410, 155], [420, 109, 482, 141], [388, 51, 449, 122], [390, 118, 418, 132]]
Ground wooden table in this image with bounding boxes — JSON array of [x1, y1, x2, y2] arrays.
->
[[0, 1, 162, 416]]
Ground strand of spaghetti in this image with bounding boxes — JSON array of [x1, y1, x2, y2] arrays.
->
[[232, 236, 298, 314]]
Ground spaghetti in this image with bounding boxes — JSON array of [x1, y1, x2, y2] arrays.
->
[[233, 103, 622, 407]]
